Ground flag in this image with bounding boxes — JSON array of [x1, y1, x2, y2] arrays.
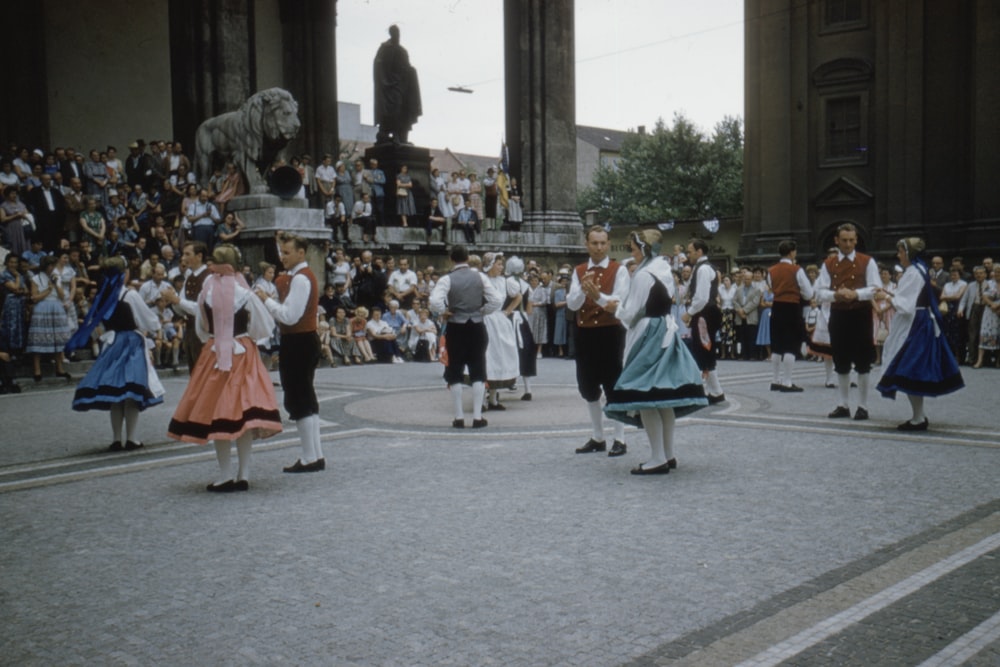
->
[[702, 218, 720, 234], [657, 221, 675, 231], [499, 141, 510, 175]]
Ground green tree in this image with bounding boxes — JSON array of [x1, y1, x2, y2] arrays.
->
[[578, 113, 743, 225]]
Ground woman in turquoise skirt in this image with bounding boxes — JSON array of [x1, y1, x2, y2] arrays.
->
[[603, 230, 708, 475]]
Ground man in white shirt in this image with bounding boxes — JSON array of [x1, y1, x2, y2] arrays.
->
[[139, 264, 173, 305], [682, 238, 726, 403], [388, 257, 418, 310], [566, 226, 631, 456], [183, 189, 220, 250], [352, 193, 374, 244]]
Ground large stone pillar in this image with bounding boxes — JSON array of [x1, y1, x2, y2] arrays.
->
[[506, 0, 583, 247], [279, 0, 338, 159], [168, 0, 256, 152]]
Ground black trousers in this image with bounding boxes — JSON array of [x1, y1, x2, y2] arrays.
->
[[443, 320, 488, 385], [574, 325, 625, 402], [687, 304, 721, 371], [278, 331, 320, 420], [769, 302, 803, 356], [829, 307, 875, 375]]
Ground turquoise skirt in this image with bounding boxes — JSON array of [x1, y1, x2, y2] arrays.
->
[[604, 317, 708, 427]]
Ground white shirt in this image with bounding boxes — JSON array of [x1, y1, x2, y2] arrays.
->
[[139, 278, 171, 305], [566, 256, 631, 311], [687, 257, 717, 316], [816, 251, 881, 304], [176, 265, 208, 317], [428, 265, 503, 318], [389, 268, 418, 296], [263, 262, 313, 326]]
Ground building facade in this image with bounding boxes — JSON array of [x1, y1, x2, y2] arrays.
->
[[742, 0, 1000, 263]]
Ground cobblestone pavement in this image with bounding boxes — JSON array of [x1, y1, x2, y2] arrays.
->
[[2, 359, 999, 666]]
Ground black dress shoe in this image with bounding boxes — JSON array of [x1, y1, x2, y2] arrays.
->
[[283, 459, 322, 473], [608, 440, 627, 457], [487, 402, 506, 411], [897, 418, 929, 431], [779, 384, 804, 393], [575, 439, 607, 454], [667, 458, 678, 470], [853, 407, 869, 421], [825, 383, 837, 389], [452, 419, 465, 429], [108, 441, 123, 452], [232, 480, 250, 491], [206, 480, 236, 492], [472, 418, 488, 428], [124, 440, 144, 451], [770, 383, 782, 391], [630, 462, 670, 475], [520, 393, 532, 401], [828, 406, 851, 418], [315, 458, 326, 470], [707, 393, 726, 405]]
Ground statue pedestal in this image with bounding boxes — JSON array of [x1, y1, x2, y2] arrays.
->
[[227, 194, 329, 279], [522, 209, 586, 248], [364, 144, 432, 226]]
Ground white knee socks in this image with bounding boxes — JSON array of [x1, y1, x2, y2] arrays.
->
[[471, 381, 485, 420], [825, 358, 835, 385], [587, 400, 605, 441], [771, 353, 781, 383], [296, 415, 319, 464], [782, 353, 795, 386], [109, 404, 124, 443], [522, 377, 532, 394], [236, 432, 253, 481], [312, 416, 323, 461], [639, 409, 665, 465], [704, 370, 723, 396], [450, 384, 464, 420], [123, 400, 139, 443], [856, 373, 870, 409], [659, 407, 676, 461], [214, 440, 232, 484], [837, 373, 851, 407]]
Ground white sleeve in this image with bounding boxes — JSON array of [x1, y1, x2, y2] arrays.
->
[[797, 267, 815, 301], [264, 273, 311, 326], [596, 265, 631, 308], [687, 264, 713, 315], [124, 289, 161, 334], [856, 258, 882, 302], [613, 269, 653, 329], [428, 274, 451, 313], [566, 270, 585, 310], [481, 273, 503, 315], [891, 266, 923, 316], [816, 263, 835, 304]]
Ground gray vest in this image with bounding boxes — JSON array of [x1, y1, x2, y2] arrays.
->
[[447, 267, 485, 323]]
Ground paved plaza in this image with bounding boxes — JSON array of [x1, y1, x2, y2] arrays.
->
[[2, 358, 999, 666]]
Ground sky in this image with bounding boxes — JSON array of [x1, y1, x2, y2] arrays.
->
[[335, 0, 744, 157]]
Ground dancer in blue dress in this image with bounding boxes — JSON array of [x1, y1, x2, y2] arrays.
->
[[603, 230, 708, 475], [876, 237, 964, 431], [68, 256, 165, 451]]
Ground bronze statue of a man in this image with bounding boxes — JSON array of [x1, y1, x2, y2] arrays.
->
[[373, 25, 422, 145]]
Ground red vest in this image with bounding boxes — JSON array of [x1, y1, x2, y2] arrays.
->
[[824, 253, 872, 311], [275, 267, 319, 334], [575, 260, 621, 328], [769, 262, 802, 304]]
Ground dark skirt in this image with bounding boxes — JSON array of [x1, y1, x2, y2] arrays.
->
[[73, 330, 163, 411], [877, 309, 964, 398]]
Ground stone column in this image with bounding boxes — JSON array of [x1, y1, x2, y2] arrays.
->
[[168, 0, 255, 151], [505, 0, 584, 248], [279, 0, 339, 160]]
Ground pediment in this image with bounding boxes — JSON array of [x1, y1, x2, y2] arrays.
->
[[814, 176, 873, 208]]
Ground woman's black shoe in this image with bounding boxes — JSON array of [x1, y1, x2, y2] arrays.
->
[[207, 480, 236, 492]]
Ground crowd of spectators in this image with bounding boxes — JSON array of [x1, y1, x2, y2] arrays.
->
[[659, 245, 1000, 371]]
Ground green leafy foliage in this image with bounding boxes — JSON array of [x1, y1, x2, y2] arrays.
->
[[578, 114, 743, 225]]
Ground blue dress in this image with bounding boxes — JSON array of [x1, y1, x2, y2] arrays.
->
[[605, 258, 708, 427], [0, 269, 27, 351], [877, 260, 964, 399], [552, 287, 567, 346], [755, 290, 773, 346], [73, 290, 164, 411]]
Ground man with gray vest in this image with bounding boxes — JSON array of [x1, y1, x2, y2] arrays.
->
[[430, 245, 503, 428]]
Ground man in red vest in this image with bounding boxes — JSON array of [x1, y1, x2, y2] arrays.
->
[[815, 223, 882, 420], [768, 240, 814, 392], [256, 233, 325, 472], [566, 226, 631, 456]]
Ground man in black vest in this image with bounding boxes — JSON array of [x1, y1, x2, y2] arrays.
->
[[682, 238, 726, 403], [429, 245, 503, 428]]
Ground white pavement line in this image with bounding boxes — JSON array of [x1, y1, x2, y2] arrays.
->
[[0, 427, 366, 493], [915, 609, 1000, 667], [685, 416, 1000, 449], [734, 532, 1000, 667]]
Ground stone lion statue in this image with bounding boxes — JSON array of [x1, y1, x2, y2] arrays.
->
[[194, 88, 301, 193]]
